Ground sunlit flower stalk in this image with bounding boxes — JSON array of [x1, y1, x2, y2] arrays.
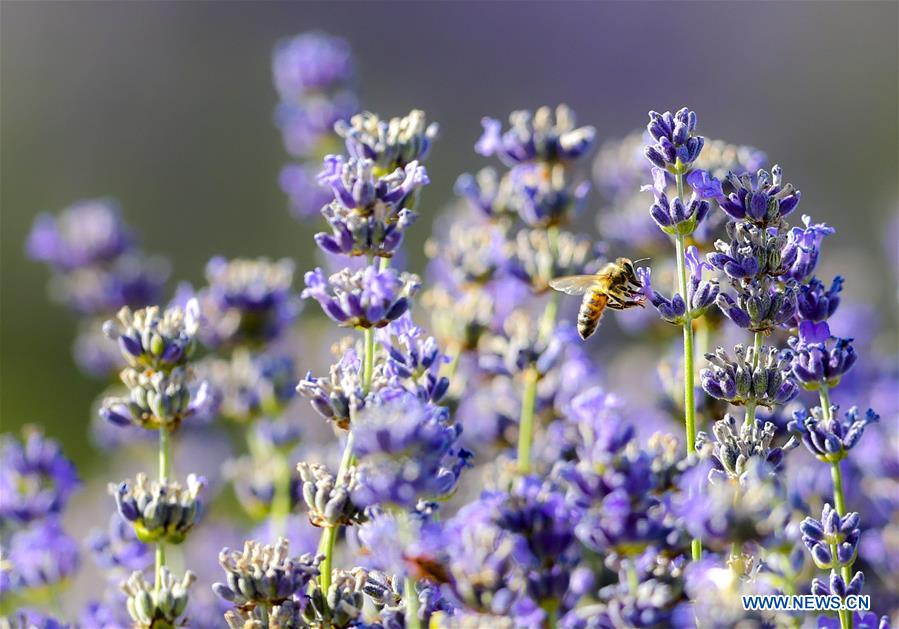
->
[[642, 108, 711, 562]]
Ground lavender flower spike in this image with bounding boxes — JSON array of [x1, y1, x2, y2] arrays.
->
[[476, 104, 596, 166], [212, 538, 320, 609], [788, 320, 857, 389], [102, 300, 200, 373], [111, 473, 206, 544], [718, 165, 801, 226], [302, 265, 419, 329], [644, 107, 704, 173], [701, 344, 799, 408], [788, 405, 879, 463], [800, 504, 861, 569], [336, 109, 439, 172]]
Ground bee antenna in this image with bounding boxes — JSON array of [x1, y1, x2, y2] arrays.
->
[[632, 257, 651, 265]]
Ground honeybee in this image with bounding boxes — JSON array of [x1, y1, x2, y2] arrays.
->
[[549, 257, 645, 340]]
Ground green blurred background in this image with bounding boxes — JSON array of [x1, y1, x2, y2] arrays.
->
[[2, 1, 897, 470]]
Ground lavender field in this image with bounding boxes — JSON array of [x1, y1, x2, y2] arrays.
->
[[1, 3, 897, 628]]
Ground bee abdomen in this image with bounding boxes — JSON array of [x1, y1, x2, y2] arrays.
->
[[577, 291, 607, 340]]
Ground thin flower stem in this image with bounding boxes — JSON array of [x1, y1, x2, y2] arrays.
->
[[517, 367, 540, 474], [744, 331, 764, 427], [155, 427, 171, 596], [404, 575, 421, 629], [674, 171, 700, 562], [517, 225, 561, 476], [317, 325, 376, 595], [674, 234, 696, 454], [820, 384, 853, 629]]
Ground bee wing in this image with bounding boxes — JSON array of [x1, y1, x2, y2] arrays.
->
[[548, 275, 601, 295]]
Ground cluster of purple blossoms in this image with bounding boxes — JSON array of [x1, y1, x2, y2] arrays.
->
[[94, 300, 212, 626], [594, 130, 766, 259], [350, 391, 470, 509], [26, 199, 170, 377], [0, 429, 80, 607], [10, 32, 899, 628], [639, 245, 719, 325], [195, 256, 301, 350], [274, 32, 358, 219]]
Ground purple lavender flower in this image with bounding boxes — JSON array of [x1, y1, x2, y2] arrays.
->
[[212, 538, 320, 608], [675, 458, 790, 550], [26, 199, 133, 271], [638, 246, 718, 324], [272, 32, 355, 102], [643, 108, 704, 173], [302, 265, 419, 329], [801, 503, 861, 569], [351, 391, 470, 508], [122, 567, 196, 628], [478, 312, 568, 377], [779, 216, 835, 282], [511, 164, 592, 228], [796, 276, 843, 323], [377, 313, 450, 404], [198, 257, 300, 348], [494, 476, 580, 604], [509, 228, 601, 293], [0, 428, 79, 525], [297, 462, 364, 528], [788, 405, 879, 463], [336, 110, 439, 172], [701, 344, 799, 408], [315, 155, 429, 258], [718, 166, 801, 226], [686, 168, 724, 200], [272, 32, 357, 160], [812, 568, 866, 600], [111, 473, 205, 544], [202, 349, 297, 423], [649, 189, 711, 236], [708, 221, 791, 280], [696, 414, 797, 482], [102, 300, 200, 373], [296, 346, 367, 429], [46, 253, 170, 317], [716, 278, 797, 333], [454, 167, 517, 221], [86, 513, 151, 572], [439, 495, 522, 616], [2, 518, 79, 592], [476, 105, 595, 166], [788, 320, 857, 388], [100, 366, 215, 431]]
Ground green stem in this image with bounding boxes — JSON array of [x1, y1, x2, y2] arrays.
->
[[625, 559, 639, 593], [674, 172, 700, 561], [517, 367, 540, 475], [539, 292, 560, 342], [316, 326, 376, 595], [744, 332, 764, 427], [674, 237, 696, 453], [155, 427, 171, 596], [404, 575, 421, 629], [820, 385, 853, 629]]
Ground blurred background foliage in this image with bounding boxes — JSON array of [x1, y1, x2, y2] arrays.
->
[[1, 1, 897, 471]]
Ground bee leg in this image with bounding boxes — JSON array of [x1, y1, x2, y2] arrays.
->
[[605, 295, 626, 310]]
